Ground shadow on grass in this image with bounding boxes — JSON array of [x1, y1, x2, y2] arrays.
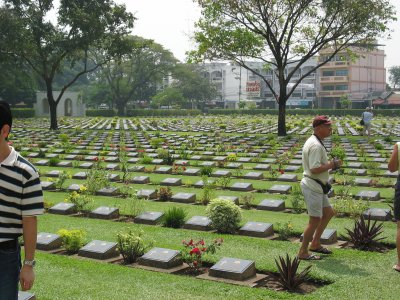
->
[[315, 258, 371, 277]]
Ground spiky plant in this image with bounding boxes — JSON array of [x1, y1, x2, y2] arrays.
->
[[275, 254, 312, 291], [341, 215, 386, 250]]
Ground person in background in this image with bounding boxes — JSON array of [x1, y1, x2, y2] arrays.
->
[[362, 107, 374, 137], [298, 116, 342, 260], [0, 101, 44, 300], [388, 142, 400, 273]]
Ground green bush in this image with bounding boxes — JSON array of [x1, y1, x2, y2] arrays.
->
[[206, 198, 242, 234], [162, 207, 187, 228], [86, 109, 116, 117], [57, 229, 86, 254], [116, 229, 152, 264], [11, 108, 35, 118]]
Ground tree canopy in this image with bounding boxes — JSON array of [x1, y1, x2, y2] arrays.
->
[[190, 0, 396, 135], [389, 66, 400, 89], [0, 0, 135, 129]]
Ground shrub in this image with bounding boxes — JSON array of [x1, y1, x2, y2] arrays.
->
[[53, 170, 70, 190], [200, 177, 215, 205], [158, 187, 173, 201], [240, 194, 254, 209], [200, 165, 214, 176], [48, 156, 60, 166], [85, 159, 110, 194], [57, 229, 86, 254], [162, 207, 187, 228], [333, 197, 370, 219], [65, 189, 93, 213], [206, 198, 242, 234], [140, 155, 153, 164], [116, 229, 152, 264], [119, 186, 145, 217], [275, 221, 294, 241], [275, 254, 312, 291], [341, 215, 386, 251], [181, 238, 223, 273]]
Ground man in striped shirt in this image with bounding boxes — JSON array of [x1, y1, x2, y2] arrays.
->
[[0, 101, 44, 300]]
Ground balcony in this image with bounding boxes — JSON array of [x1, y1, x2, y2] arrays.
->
[[319, 76, 348, 83], [318, 90, 349, 97], [319, 61, 350, 68]]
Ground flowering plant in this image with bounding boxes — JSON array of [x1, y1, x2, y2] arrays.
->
[[181, 238, 223, 273]]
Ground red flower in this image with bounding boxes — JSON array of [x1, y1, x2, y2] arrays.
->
[[201, 247, 207, 252], [188, 239, 193, 246], [94, 157, 99, 161], [193, 260, 198, 267], [279, 169, 284, 174], [190, 248, 201, 256], [199, 240, 204, 245]]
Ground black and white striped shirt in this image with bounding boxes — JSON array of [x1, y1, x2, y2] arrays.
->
[[0, 147, 44, 242]]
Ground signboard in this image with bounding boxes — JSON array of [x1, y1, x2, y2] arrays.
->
[[286, 99, 312, 106], [246, 81, 261, 98]]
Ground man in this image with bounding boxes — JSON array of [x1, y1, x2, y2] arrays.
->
[[298, 116, 342, 260], [0, 101, 44, 300], [362, 107, 374, 137]]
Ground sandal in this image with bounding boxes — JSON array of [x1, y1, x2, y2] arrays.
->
[[298, 254, 321, 261], [393, 265, 400, 272], [309, 246, 332, 254]]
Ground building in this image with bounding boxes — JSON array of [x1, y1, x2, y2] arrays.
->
[[318, 46, 386, 108], [35, 91, 85, 117]]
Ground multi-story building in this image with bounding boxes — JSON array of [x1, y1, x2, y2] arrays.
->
[[318, 46, 386, 108]]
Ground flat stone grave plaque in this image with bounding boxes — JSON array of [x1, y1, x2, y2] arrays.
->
[[183, 216, 212, 231], [41, 181, 56, 190], [346, 157, 359, 161], [300, 228, 337, 244], [79, 162, 94, 169], [137, 189, 157, 199], [67, 183, 83, 192], [175, 160, 189, 166], [18, 291, 36, 300], [128, 158, 139, 163], [354, 178, 372, 186], [383, 170, 398, 178], [35, 159, 49, 166], [183, 168, 200, 176], [213, 156, 227, 162], [257, 199, 285, 211], [127, 152, 138, 157], [27, 153, 39, 158], [203, 151, 215, 156], [212, 170, 232, 177], [160, 177, 182, 186], [64, 154, 77, 160], [373, 158, 386, 163], [138, 247, 182, 269], [154, 166, 172, 174], [254, 164, 270, 171], [105, 156, 118, 162], [78, 240, 119, 260], [237, 157, 252, 162], [194, 179, 215, 188], [200, 161, 216, 167], [239, 222, 274, 238], [90, 206, 119, 219], [45, 170, 61, 178], [55, 161, 71, 167], [230, 182, 253, 191], [132, 176, 150, 184], [284, 165, 301, 172], [262, 158, 276, 164], [243, 172, 263, 180], [147, 153, 158, 158], [277, 174, 298, 182], [108, 173, 120, 182], [347, 162, 362, 168], [354, 190, 380, 201], [45, 153, 59, 159], [226, 163, 243, 169], [171, 192, 196, 203], [105, 163, 119, 170], [84, 155, 97, 161], [209, 257, 256, 281], [267, 184, 292, 194], [151, 159, 164, 165], [363, 208, 392, 221], [96, 187, 119, 196], [190, 155, 203, 160], [134, 211, 164, 225], [129, 165, 145, 172], [72, 172, 87, 180], [36, 232, 62, 251], [217, 196, 239, 205], [289, 159, 302, 165], [48, 202, 76, 215]]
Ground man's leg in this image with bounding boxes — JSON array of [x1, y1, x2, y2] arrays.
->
[[0, 247, 20, 300], [396, 222, 400, 268], [298, 216, 321, 258], [310, 206, 335, 250]]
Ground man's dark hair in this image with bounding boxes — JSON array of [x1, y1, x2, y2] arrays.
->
[[0, 101, 12, 130]]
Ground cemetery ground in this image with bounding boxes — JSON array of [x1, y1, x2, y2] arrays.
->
[[12, 115, 400, 299]]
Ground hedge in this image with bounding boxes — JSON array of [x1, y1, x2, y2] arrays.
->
[[126, 109, 202, 117], [86, 109, 116, 117], [11, 108, 35, 118]]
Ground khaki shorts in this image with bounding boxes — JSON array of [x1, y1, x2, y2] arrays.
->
[[300, 182, 331, 217]]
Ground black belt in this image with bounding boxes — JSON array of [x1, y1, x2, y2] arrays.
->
[[0, 239, 18, 250]]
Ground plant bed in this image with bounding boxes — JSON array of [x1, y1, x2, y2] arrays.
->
[[339, 241, 395, 253]]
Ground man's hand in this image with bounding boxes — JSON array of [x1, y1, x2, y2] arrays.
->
[[20, 265, 35, 291]]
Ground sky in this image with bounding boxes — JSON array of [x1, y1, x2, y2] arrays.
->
[[117, 0, 400, 72]]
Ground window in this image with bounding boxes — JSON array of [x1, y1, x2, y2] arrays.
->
[[292, 93, 302, 98], [335, 85, 348, 90], [335, 70, 348, 76], [322, 85, 334, 91], [322, 70, 334, 76]]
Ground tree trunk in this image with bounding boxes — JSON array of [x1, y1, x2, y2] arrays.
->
[[277, 99, 286, 136], [46, 87, 58, 130]]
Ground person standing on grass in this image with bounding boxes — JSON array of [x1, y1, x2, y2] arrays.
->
[[298, 116, 342, 260], [0, 101, 44, 300], [388, 142, 400, 273], [362, 107, 374, 137]]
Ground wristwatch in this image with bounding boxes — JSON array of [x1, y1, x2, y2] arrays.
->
[[23, 259, 36, 267]]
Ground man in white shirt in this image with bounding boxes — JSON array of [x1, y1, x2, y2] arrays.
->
[[298, 116, 342, 260], [362, 107, 374, 137]]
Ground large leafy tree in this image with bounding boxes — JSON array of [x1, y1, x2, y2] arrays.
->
[[389, 66, 400, 89], [190, 0, 396, 136], [0, 0, 135, 129], [94, 36, 177, 115]]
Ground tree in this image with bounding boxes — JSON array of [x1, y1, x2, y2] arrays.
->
[[389, 66, 400, 89], [151, 87, 185, 108], [95, 36, 177, 115], [190, 0, 396, 136], [0, 0, 135, 129]]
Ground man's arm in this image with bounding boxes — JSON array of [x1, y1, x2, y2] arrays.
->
[[20, 216, 37, 291]]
